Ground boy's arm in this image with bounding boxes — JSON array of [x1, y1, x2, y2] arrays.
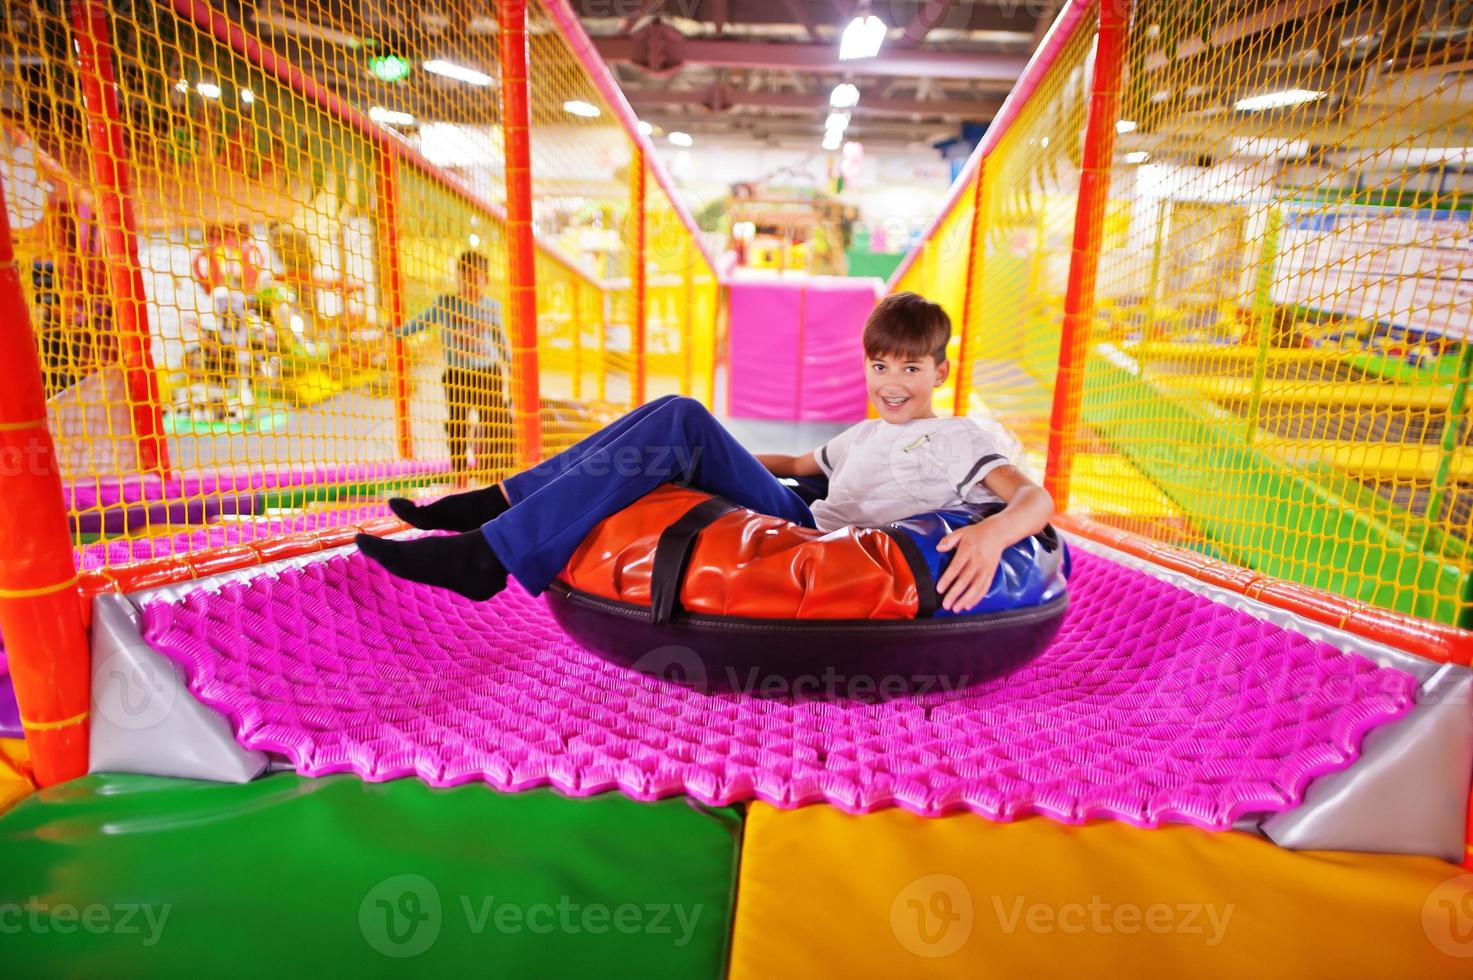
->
[[395, 297, 443, 338], [755, 452, 822, 478], [935, 465, 1055, 612]]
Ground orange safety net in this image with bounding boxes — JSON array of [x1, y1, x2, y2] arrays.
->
[[0, 0, 713, 571]]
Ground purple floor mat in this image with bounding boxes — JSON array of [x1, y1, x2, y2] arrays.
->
[[138, 548, 1418, 829], [0, 669, 18, 740], [65, 460, 451, 511]]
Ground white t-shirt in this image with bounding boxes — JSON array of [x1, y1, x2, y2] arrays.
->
[[810, 416, 1011, 532]]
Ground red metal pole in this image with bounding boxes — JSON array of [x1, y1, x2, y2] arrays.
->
[[628, 146, 648, 405], [375, 150, 414, 460], [0, 179, 91, 786], [71, 0, 169, 475], [1044, 0, 1130, 509], [953, 159, 987, 418], [497, 0, 543, 465]]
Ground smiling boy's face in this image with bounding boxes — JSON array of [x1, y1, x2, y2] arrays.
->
[[457, 264, 489, 302], [865, 350, 950, 423]]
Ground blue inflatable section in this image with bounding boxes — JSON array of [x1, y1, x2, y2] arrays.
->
[[887, 507, 1071, 618]]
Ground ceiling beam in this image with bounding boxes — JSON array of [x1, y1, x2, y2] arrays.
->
[[596, 25, 1030, 80], [779, 0, 821, 41], [619, 0, 669, 35], [572, 0, 1035, 32], [901, 0, 957, 45], [636, 114, 954, 145], [625, 84, 1000, 118]]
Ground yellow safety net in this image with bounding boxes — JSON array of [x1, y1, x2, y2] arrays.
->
[[1087, 0, 1473, 625], [892, 0, 1473, 627], [0, 0, 714, 570], [894, 17, 1096, 472]]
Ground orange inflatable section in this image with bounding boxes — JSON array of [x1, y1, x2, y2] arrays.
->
[[729, 803, 1473, 979], [559, 485, 921, 618]]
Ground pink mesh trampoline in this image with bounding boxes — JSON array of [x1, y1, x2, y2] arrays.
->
[[133, 539, 1418, 830]]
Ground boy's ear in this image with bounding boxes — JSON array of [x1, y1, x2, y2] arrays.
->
[[934, 357, 951, 386]]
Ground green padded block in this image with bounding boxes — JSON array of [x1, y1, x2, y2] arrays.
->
[[0, 774, 742, 979]]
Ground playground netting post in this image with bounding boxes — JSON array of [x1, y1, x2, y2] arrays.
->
[[1044, 0, 1130, 511], [953, 158, 988, 418], [374, 151, 414, 461], [69, 0, 169, 476], [629, 144, 648, 405], [0, 178, 90, 787], [497, 0, 543, 468]]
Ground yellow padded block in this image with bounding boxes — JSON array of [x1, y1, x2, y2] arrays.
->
[[729, 804, 1473, 979], [0, 738, 34, 816]]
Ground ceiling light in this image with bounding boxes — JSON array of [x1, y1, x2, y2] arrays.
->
[[369, 105, 415, 126], [824, 111, 850, 132], [196, 81, 221, 99], [423, 59, 493, 86], [1233, 88, 1326, 112], [668, 131, 693, 147], [822, 130, 842, 151], [1124, 150, 1150, 164], [240, 88, 255, 105], [469, 233, 481, 247], [1040, 136, 1049, 148], [173, 78, 189, 94], [1115, 119, 1137, 133], [839, 16, 886, 61], [637, 121, 653, 136], [829, 83, 860, 108], [368, 54, 412, 82], [563, 100, 600, 118]]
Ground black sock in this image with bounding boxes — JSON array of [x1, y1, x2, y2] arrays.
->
[[388, 484, 511, 532], [356, 530, 509, 601]]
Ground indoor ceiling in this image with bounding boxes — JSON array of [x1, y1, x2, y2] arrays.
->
[[573, 0, 1056, 147], [54, 1, 1464, 156]]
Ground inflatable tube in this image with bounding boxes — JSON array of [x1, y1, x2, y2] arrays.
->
[[546, 485, 1069, 695]]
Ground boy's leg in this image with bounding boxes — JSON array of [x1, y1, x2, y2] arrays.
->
[[483, 396, 812, 595], [499, 394, 685, 503], [393, 393, 684, 532], [362, 396, 812, 601]]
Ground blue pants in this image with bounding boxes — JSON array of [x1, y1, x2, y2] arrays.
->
[[484, 395, 815, 594]]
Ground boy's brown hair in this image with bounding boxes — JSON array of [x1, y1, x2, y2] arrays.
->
[[457, 249, 490, 279], [862, 292, 950, 364]]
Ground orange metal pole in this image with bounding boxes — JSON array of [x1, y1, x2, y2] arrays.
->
[[70, 0, 169, 475], [497, 0, 543, 465], [571, 281, 584, 401], [629, 146, 648, 405], [0, 179, 91, 786], [376, 150, 414, 460], [953, 158, 987, 418], [594, 283, 608, 402], [682, 237, 695, 397], [1044, 0, 1130, 509]]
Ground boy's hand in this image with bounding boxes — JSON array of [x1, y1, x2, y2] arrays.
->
[[935, 520, 1009, 612]]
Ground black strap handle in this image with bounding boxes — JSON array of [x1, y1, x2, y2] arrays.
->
[[650, 497, 741, 624]]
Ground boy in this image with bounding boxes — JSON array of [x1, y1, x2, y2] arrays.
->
[[359, 292, 1054, 614], [397, 250, 512, 481]]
